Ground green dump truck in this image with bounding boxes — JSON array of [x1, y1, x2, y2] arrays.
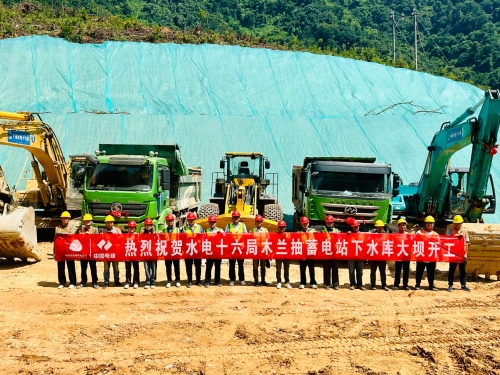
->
[[80, 144, 201, 231], [292, 157, 398, 231]]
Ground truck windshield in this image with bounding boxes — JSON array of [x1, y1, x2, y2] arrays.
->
[[311, 171, 388, 195], [228, 156, 261, 178], [86, 164, 152, 191]]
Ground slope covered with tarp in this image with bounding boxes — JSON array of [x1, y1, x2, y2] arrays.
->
[[0, 36, 496, 223]]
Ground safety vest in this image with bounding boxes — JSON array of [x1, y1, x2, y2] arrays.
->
[[101, 226, 121, 234], [164, 227, 180, 234], [79, 225, 99, 234], [323, 226, 338, 233], [183, 224, 202, 234], [55, 224, 75, 234], [251, 227, 268, 233], [227, 223, 245, 233], [206, 227, 223, 235]]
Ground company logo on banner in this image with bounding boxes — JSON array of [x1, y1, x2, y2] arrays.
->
[[54, 233, 465, 262]]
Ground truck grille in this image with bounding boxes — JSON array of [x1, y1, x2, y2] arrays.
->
[[320, 203, 379, 224], [88, 203, 147, 217]]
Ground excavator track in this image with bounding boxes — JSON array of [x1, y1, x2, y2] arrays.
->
[[0, 206, 39, 261]]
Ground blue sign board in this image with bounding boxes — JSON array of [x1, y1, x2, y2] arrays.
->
[[7, 130, 31, 145], [447, 127, 463, 143]]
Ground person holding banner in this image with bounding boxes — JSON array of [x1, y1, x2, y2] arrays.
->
[[124, 221, 140, 289], [76, 214, 99, 289], [322, 215, 339, 290], [369, 220, 391, 291], [251, 215, 269, 287], [415, 216, 439, 291], [140, 218, 157, 289], [205, 215, 224, 287], [55, 211, 77, 289], [183, 212, 204, 288], [275, 220, 292, 289], [100, 215, 123, 288], [447, 215, 471, 292], [393, 218, 410, 291], [225, 211, 247, 286], [163, 214, 181, 288], [346, 218, 365, 291], [299, 216, 318, 290]]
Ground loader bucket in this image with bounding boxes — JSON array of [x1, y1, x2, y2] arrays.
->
[[196, 214, 279, 232], [0, 206, 39, 261], [462, 223, 500, 280]]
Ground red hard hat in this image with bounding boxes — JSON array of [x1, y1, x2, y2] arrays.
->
[[144, 218, 153, 225], [127, 221, 137, 228], [232, 211, 241, 217], [255, 215, 263, 222], [325, 215, 334, 223], [165, 213, 175, 221], [300, 216, 309, 225], [208, 215, 217, 223], [277, 220, 286, 227], [187, 212, 197, 220]]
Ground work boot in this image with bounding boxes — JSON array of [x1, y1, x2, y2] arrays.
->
[[261, 280, 267, 286]]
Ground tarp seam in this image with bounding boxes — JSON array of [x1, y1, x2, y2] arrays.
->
[[308, 118, 332, 155], [324, 56, 353, 116], [63, 114, 68, 151], [353, 115, 385, 163], [168, 44, 185, 114], [264, 49, 291, 118], [200, 46, 221, 116], [296, 54, 325, 117], [169, 114, 178, 144], [233, 46, 257, 116], [103, 43, 113, 113], [30, 36, 41, 112], [137, 43, 150, 115], [67, 43, 77, 113], [264, 117, 290, 177]]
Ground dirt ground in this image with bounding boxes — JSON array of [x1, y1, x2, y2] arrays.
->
[[2, 242, 500, 375]]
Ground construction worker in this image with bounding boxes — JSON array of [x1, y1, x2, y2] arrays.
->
[[183, 211, 203, 288], [447, 215, 471, 292], [393, 218, 410, 290], [55, 211, 77, 289], [77, 213, 99, 289], [99, 215, 122, 288], [225, 210, 247, 286], [415, 216, 439, 291], [275, 220, 292, 289], [322, 215, 339, 290], [205, 215, 223, 287], [251, 215, 268, 287], [163, 213, 181, 288], [347, 218, 365, 291], [140, 218, 157, 289], [369, 220, 391, 291], [298, 216, 317, 289], [124, 221, 140, 289]]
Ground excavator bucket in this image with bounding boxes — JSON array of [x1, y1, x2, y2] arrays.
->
[[196, 214, 279, 233], [463, 223, 500, 280], [0, 206, 39, 261]]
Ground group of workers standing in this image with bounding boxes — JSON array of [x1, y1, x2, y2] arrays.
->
[[55, 211, 471, 293]]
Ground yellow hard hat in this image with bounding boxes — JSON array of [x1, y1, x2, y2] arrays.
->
[[104, 215, 115, 222], [397, 218, 407, 225], [83, 214, 93, 221], [424, 216, 435, 223], [60, 211, 71, 218], [374, 220, 385, 227], [453, 215, 464, 224]]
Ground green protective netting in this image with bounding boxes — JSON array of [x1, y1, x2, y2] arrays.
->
[[0, 36, 497, 223]]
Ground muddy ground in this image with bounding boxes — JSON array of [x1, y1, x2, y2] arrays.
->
[[2, 242, 500, 375]]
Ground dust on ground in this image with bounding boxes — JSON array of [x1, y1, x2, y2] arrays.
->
[[2, 242, 500, 375]]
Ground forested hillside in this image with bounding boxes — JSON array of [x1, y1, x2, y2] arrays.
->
[[1, 0, 499, 88]]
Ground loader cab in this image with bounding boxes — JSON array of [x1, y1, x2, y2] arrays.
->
[[220, 152, 269, 183]]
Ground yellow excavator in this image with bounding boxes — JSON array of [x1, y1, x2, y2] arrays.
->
[[0, 111, 86, 261], [196, 152, 283, 231]]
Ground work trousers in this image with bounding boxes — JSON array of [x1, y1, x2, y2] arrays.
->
[[253, 260, 266, 282], [348, 260, 364, 287], [299, 260, 317, 286], [415, 262, 436, 287], [394, 261, 410, 288], [80, 260, 98, 285], [125, 261, 140, 284], [185, 259, 202, 283], [57, 260, 76, 286], [229, 259, 245, 282], [448, 260, 467, 286], [276, 260, 290, 284], [370, 261, 387, 288], [165, 260, 180, 282], [205, 259, 222, 284], [103, 261, 120, 284], [323, 260, 339, 286], [143, 261, 157, 286]]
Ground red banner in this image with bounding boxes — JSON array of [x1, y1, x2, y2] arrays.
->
[[54, 232, 465, 262]]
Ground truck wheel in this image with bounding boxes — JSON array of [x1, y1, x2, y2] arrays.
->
[[198, 203, 220, 219], [263, 204, 283, 222]]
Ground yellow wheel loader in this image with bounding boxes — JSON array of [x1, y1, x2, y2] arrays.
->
[[196, 152, 283, 231]]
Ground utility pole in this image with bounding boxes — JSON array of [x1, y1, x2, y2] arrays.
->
[[391, 10, 396, 63], [412, 7, 418, 71]]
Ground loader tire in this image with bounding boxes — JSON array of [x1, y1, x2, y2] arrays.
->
[[198, 203, 220, 219], [263, 204, 283, 222]]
